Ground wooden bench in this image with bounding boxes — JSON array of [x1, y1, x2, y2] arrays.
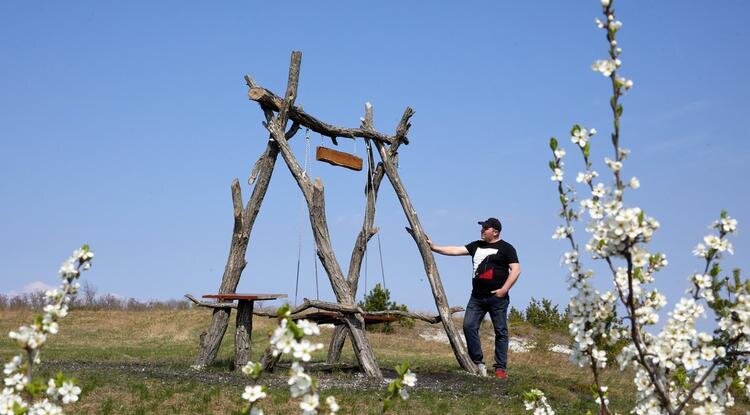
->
[[202, 293, 287, 368]]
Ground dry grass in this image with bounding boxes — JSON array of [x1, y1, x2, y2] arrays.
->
[[2, 308, 747, 414]]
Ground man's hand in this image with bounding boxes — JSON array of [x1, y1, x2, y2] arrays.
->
[[406, 227, 433, 247], [491, 287, 509, 298]]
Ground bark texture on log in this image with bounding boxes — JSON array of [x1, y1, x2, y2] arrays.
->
[[328, 104, 403, 363], [248, 87, 399, 145], [264, 51, 382, 379], [235, 300, 254, 368], [374, 135, 479, 375], [193, 76, 286, 368]]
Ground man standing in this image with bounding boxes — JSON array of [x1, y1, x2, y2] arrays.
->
[[427, 217, 521, 379]]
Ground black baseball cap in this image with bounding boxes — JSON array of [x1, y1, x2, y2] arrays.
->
[[478, 217, 502, 232]]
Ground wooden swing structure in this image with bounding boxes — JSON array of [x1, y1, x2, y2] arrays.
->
[[188, 51, 479, 379]]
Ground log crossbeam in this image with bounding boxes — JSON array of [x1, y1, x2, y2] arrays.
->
[[247, 85, 407, 146]]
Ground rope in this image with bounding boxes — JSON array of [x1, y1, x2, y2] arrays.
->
[[368, 142, 387, 290], [377, 232, 386, 289], [294, 129, 312, 306]]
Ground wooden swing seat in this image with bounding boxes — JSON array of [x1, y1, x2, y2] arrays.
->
[[315, 146, 363, 171]]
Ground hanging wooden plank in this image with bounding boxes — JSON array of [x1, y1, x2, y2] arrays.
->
[[316, 146, 363, 171]]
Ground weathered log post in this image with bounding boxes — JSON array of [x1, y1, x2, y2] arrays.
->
[[327, 104, 407, 363], [264, 51, 383, 379], [373, 138, 479, 374], [193, 76, 296, 368]]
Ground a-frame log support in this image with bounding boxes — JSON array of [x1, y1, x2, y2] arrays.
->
[[196, 50, 478, 377], [264, 52, 382, 379], [193, 78, 299, 368]]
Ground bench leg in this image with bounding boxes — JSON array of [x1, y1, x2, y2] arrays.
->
[[235, 300, 254, 369]]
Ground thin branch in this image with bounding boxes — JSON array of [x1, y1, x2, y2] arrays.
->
[[185, 294, 236, 309]]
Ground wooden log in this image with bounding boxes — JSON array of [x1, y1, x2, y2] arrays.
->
[[193, 75, 289, 368], [315, 146, 363, 171], [266, 51, 382, 379], [374, 138, 480, 375], [328, 104, 409, 364], [235, 300, 254, 368], [248, 87, 399, 145]]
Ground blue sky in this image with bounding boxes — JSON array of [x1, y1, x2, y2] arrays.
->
[[1, 1, 748, 317]]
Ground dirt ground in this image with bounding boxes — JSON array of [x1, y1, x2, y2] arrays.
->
[[42, 360, 508, 396]]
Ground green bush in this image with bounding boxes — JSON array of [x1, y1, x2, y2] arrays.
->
[[520, 297, 571, 332], [358, 283, 414, 332], [508, 306, 525, 325]]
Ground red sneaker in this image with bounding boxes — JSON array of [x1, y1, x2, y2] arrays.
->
[[495, 368, 507, 379]]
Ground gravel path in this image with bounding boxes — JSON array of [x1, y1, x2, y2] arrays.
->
[[42, 360, 508, 396]]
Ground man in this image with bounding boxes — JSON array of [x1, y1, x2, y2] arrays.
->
[[427, 217, 521, 379]]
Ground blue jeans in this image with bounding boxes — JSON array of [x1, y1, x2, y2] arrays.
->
[[463, 294, 509, 370]]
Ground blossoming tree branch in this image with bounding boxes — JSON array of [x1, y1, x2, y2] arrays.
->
[[2, 245, 94, 415], [526, 0, 747, 414]]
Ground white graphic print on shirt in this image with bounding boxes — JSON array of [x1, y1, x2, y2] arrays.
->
[[472, 247, 499, 274]]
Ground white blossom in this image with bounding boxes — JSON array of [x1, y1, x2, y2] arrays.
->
[[296, 320, 321, 336], [292, 339, 324, 362], [402, 370, 417, 387], [241, 385, 266, 403], [300, 393, 319, 414], [591, 59, 617, 77], [3, 356, 21, 376], [550, 168, 563, 182], [58, 381, 81, 404], [629, 177, 640, 189], [325, 396, 340, 414]]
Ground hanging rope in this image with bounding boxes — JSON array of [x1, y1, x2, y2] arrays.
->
[[362, 138, 387, 294], [294, 129, 313, 306], [376, 232, 386, 289]]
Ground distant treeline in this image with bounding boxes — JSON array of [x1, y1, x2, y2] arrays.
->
[[0, 281, 191, 311]]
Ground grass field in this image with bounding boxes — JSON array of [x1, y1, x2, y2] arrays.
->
[[0, 307, 742, 414]]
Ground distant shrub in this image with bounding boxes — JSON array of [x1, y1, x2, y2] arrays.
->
[[358, 283, 414, 332], [508, 306, 525, 324], [518, 297, 571, 332], [0, 290, 191, 311]]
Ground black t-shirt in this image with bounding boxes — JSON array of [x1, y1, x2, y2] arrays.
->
[[465, 239, 519, 296]]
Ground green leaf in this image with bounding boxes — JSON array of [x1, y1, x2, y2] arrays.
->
[[549, 137, 558, 151], [13, 402, 28, 415], [720, 210, 727, 219], [673, 367, 688, 388], [287, 320, 304, 340], [709, 263, 721, 278], [570, 124, 581, 137], [734, 269, 742, 287], [548, 161, 556, 171], [394, 362, 410, 376], [276, 304, 290, 318], [633, 267, 643, 282], [382, 398, 394, 412], [583, 142, 591, 158], [25, 378, 47, 398], [616, 104, 623, 117]]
